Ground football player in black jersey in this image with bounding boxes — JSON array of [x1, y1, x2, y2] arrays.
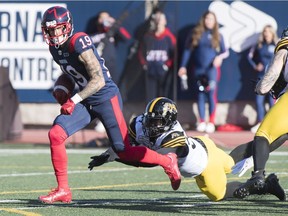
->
[[89, 97, 285, 201], [234, 27, 288, 199]]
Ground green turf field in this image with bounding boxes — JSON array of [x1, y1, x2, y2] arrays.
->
[[0, 144, 287, 216]]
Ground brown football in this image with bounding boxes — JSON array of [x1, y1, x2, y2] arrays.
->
[[53, 74, 75, 105]]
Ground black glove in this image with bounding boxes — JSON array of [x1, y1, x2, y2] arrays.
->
[[88, 152, 110, 170]]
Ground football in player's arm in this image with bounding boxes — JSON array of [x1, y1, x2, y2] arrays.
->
[[53, 73, 76, 105], [39, 6, 181, 204]]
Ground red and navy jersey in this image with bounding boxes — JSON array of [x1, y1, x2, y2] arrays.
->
[[138, 28, 176, 67], [49, 32, 119, 105]]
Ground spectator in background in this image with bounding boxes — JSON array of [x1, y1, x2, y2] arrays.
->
[[138, 10, 176, 103], [86, 11, 131, 85], [85, 11, 131, 132], [178, 11, 229, 133], [248, 25, 278, 133]]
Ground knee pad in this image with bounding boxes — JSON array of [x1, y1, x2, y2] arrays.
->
[[48, 125, 68, 146]]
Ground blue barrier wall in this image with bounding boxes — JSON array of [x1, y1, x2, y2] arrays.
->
[[1, 1, 287, 103]]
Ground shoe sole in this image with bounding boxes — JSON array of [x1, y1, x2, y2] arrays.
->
[[234, 187, 250, 198], [39, 198, 72, 204], [234, 179, 265, 199]]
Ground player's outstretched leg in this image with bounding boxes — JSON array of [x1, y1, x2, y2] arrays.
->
[[118, 147, 181, 191]]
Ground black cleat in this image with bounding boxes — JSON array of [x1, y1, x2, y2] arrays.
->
[[234, 172, 265, 199], [265, 173, 286, 201], [233, 187, 250, 199]]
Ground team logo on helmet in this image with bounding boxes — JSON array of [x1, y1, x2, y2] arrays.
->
[[143, 97, 178, 138], [41, 6, 74, 46]]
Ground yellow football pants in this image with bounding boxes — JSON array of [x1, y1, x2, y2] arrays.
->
[[256, 91, 288, 144], [194, 136, 235, 201]]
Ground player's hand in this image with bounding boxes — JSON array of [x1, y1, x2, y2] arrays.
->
[[61, 99, 75, 115], [162, 64, 169, 71], [142, 64, 148, 71], [88, 153, 110, 170]]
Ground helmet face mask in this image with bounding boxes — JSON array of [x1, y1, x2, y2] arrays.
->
[[143, 113, 166, 137], [143, 97, 177, 138], [41, 6, 73, 46], [281, 29, 288, 39]]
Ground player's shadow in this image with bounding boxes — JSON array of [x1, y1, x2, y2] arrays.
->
[[82, 188, 193, 194], [17, 198, 288, 215]]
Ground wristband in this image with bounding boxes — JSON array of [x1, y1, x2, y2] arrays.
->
[[71, 93, 83, 104], [54, 85, 69, 94]]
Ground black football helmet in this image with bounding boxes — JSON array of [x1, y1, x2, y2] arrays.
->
[[143, 97, 178, 138], [41, 6, 73, 46], [281, 27, 288, 39]]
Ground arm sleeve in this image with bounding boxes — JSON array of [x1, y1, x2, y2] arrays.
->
[[180, 49, 192, 68], [218, 34, 229, 59], [137, 40, 147, 66], [69, 32, 94, 55], [165, 28, 177, 67], [247, 46, 257, 69]]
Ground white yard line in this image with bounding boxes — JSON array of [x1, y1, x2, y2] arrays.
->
[[0, 200, 26, 203], [1, 148, 288, 155], [0, 194, 209, 207], [0, 167, 141, 178], [0, 148, 106, 155]]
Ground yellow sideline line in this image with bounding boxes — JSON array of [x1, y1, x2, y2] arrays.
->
[[0, 208, 41, 216]]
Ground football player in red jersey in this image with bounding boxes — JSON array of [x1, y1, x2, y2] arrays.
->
[[39, 6, 181, 204]]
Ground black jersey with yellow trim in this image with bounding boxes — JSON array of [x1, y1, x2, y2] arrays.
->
[[160, 131, 186, 148], [274, 38, 288, 53]]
